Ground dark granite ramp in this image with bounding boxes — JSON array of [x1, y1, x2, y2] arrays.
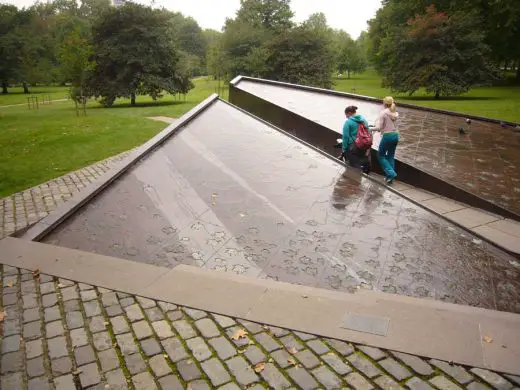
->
[[20, 98, 519, 314], [230, 77, 520, 219]]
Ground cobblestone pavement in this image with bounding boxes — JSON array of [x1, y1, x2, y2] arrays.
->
[[0, 151, 131, 239], [1, 265, 519, 390]]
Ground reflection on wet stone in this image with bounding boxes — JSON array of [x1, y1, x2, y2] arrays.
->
[[236, 80, 520, 216], [43, 100, 520, 313]]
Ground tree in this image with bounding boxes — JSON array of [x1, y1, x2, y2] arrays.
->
[[377, 5, 498, 98], [221, 18, 268, 78], [0, 5, 32, 93], [220, 0, 295, 80], [261, 26, 335, 88], [302, 12, 329, 33], [332, 30, 366, 78], [169, 14, 207, 60], [368, 0, 520, 80], [59, 26, 93, 94], [235, 0, 293, 31], [86, 3, 192, 106], [204, 30, 225, 80]]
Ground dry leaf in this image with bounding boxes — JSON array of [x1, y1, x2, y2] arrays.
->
[[254, 363, 265, 373], [238, 349, 245, 354], [6, 280, 14, 287], [72, 369, 82, 375], [287, 347, 297, 354], [483, 336, 493, 343], [231, 329, 248, 340], [32, 269, 40, 280], [0, 311, 6, 322], [57, 283, 65, 288], [287, 358, 297, 366], [268, 358, 274, 363], [302, 294, 308, 299]]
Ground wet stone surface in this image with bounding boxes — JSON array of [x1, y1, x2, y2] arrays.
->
[[236, 79, 520, 217], [42, 101, 520, 313]]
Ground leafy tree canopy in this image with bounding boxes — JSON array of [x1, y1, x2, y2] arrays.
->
[[376, 5, 499, 97], [86, 2, 192, 106]]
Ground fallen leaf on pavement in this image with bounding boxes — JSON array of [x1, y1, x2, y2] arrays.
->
[[6, 280, 14, 287], [32, 269, 40, 280], [231, 329, 248, 340], [287, 347, 297, 354], [72, 369, 82, 375], [302, 294, 308, 298], [254, 363, 265, 373], [483, 336, 493, 343], [0, 311, 6, 322], [268, 358, 273, 363], [287, 358, 297, 366], [57, 283, 65, 288]]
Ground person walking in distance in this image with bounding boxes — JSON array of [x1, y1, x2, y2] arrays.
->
[[373, 97, 399, 183], [342, 105, 372, 174]]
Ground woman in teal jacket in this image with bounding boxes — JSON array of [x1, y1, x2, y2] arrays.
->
[[342, 105, 370, 173]]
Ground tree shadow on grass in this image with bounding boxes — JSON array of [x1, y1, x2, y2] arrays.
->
[[398, 95, 499, 102], [88, 100, 188, 109], [2, 89, 66, 95]]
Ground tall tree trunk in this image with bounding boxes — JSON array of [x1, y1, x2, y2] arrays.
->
[[130, 91, 136, 106], [347, 69, 351, 79], [23, 82, 30, 94], [435, 90, 440, 99], [1, 81, 8, 94]]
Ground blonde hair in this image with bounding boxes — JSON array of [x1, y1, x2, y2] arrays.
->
[[383, 96, 396, 113]]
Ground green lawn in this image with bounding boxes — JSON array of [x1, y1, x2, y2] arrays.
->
[[1, 71, 518, 197], [0, 85, 71, 106], [0, 78, 227, 196], [333, 70, 520, 123]]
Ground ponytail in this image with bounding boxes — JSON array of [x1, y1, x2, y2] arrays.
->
[[383, 96, 396, 112]]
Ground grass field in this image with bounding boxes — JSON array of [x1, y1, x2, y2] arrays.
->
[[0, 78, 227, 197], [1, 71, 519, 197], [333, 70, 520, 123], [0, 86, 71, 106]]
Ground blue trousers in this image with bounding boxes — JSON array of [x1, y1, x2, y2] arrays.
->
[[378, 132, 399, 179]]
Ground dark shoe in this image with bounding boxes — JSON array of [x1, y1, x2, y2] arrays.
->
[[387, 173, 397, 184]]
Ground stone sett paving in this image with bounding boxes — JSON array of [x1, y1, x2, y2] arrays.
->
[[1, 265, 519, 390], [0, 150, 131, 239]]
